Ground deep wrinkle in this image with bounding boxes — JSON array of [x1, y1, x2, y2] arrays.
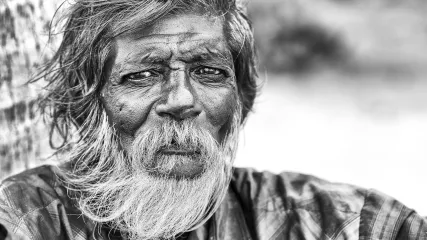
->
[[114, 38, 234, 79]]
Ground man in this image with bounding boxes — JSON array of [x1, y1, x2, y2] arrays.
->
[[0, 0, 426, 239]]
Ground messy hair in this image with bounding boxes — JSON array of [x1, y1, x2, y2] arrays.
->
[[38, 0, 258, 149]]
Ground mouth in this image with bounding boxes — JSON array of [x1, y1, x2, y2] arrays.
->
[[158, 138, 201, 156], [149, 147, 204, 180], [161, 150, 196, 155], [159, 148, 201, 156]]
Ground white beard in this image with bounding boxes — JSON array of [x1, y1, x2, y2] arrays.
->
[[62, 105, 241, 240]]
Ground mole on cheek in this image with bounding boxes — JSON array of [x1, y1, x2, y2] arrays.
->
[[115, 102, 128, 119], [114, 103, 138, 134]]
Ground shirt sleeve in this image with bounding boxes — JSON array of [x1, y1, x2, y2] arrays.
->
[[395, 211, 427, 239], [359, 188, 427, 240]]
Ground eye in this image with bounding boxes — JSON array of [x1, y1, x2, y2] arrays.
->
[[193, 67, 225, 76], [191, 66, 230, 85], [122, 70, 160, 83]]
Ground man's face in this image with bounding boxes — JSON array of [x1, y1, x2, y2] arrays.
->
[[101, 13, 238, 178], [69, 13, 242, 239]]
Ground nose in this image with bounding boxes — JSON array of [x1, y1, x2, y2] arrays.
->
[[155, 73, 201, 120]]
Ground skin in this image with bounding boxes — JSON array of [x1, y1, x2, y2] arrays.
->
[[101, 13, 238, 178]]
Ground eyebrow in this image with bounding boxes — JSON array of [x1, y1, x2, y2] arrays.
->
[[139, 52, 170, 64], [182, 50, 232, 65], [131, 46, 232, 66]]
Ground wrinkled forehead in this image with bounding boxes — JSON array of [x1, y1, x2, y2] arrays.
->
[[118, 12, 225, 41], [112, 13, 232, 66]]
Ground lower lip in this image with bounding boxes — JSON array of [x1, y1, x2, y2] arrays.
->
[[160, 150, 199, 156], [151, 150, 205, 179]]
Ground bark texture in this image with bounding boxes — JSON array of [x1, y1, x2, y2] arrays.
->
[[0, 0, 59, 178]]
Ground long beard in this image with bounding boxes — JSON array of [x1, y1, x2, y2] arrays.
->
[[62, 105, 241, 240]]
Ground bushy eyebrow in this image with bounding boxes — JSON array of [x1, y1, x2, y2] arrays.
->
[[132, 47, 233, 66], [116, 36, 233, 67], [176, 53, 231, 66], [139, 52, 170, 65], [190, 47, 232, 62]]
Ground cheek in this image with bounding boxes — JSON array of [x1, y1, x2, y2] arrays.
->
[[101, 84, 158, 136], [198, 86, 237, 132]]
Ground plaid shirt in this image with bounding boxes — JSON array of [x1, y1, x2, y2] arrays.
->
[[0, 165, 426, 239]]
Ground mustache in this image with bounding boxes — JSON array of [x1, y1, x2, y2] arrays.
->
[[133, 118, 217, 149], [129, 119, 218, 177]]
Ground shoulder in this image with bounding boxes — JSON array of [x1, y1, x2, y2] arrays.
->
[[230, 167, 427, 240], [0, 165, 92, 240], [0, 165, 68, 216], [231, 167, 366, 213]]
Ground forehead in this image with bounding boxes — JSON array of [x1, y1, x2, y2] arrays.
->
[[114, 14, 230, 63]]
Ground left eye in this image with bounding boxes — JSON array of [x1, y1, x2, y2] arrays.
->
[[122, 70, 159, 82], [194, 67, 225, 76]]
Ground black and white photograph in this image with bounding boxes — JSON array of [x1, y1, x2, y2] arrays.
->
[[1, 0, 427, 239]]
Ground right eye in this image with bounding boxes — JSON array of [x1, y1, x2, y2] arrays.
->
[[122, 70, 161, 83]]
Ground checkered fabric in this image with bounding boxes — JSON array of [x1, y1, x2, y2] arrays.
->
[[1, 165, 426, 239]]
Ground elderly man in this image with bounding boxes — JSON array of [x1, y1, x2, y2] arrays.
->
[[0, 0, 426, 239]]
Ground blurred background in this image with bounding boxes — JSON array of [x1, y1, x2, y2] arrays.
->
[[1, 0, 427, 215]]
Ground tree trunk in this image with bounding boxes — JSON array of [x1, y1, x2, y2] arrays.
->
[[0, 0, 59, 179]]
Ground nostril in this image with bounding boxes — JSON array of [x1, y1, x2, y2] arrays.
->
[[170, 138, 178, 147], [157, 111, 172, 119], [177, 108, 200, 119]]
